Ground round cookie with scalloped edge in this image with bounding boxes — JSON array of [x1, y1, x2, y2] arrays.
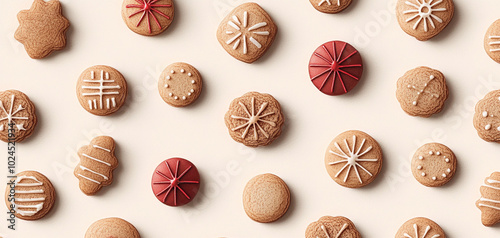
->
[[411, 143, 457, 187], [158, 62, 202, 107], [473, 89, 500, 143]]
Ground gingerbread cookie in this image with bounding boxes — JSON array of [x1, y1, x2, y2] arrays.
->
[[396, 67, 448, 117], [0, 90, 37, 143], [305, 216, 361, 238], [476, 172, 500, 226], [396, 0, 454, 41], [224, 92, 284, 147], [216, 2, 277, 63], [411, 143, 456, 187], [5, 170, 55, 220], [309, 41, 363, 96], [395, 217, 446, 238], [243, 173, 290, 223], [485, 19, 500, 64], [85, 217, 140, 238], [158, 62, 203, 107], [76, 65, 128, 116], [325, 130, 383, 188], [473, 90, 500, 143], [74, 136, 118, 195], [15, 0, 69, 59], [151, 158, 200, 206], [121, 0, 174, 36], [309, 0, 353, 14]]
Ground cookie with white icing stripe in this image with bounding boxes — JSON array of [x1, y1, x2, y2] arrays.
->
[[484, 19, 500, 64], [4, 170, 56, 220], [305, 216, 361, 238], [0, 90, 37, 143], [395, 217, 446, 238], [85, 217, 140, 238], [121, 0, 174, 36], [216, 2, 277, 63], [476, 172, 500, 226], [74, 136, 118, 195], [309, 0, 353, 14], [411, 143, 456, 187], [473, 90, 500, 143], [158, 62, 202, 107]]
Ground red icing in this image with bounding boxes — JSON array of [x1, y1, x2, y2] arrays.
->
[[308, 41, 363, 96], [127, 0, 171, 34], [151, 158, 200, 207]]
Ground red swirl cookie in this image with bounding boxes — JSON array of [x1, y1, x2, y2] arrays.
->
[[121, 0, 174, 36]]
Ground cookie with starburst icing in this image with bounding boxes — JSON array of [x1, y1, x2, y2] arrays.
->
[[0, 90, 37, 143], [309, 0, 353, 14]]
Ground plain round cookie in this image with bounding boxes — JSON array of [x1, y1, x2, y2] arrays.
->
[[243, 173, 290, 223], [0, 90, 37, 143], [396, 0, 454, 41], [411, 143, 456, 187], [305, 216, 361, 238], [85, 217, 140, 238], [395, 217, 446, 238], [121, 0, 174, 36], [484, 19, 500, 63], [476, 172, 500, 226], [396, 67, 448, 117], [158, 62, 202, 107], [325, 130, 383, 188], [473, 89, 500, 143], [308, 0, 353, 14]]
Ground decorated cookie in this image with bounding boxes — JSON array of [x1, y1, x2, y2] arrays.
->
[[0, 90, 37, 143], [309, 0, 353, 14], [396, 0, 454, 41], [74, 136, 118, 195], [395, 217, 446, 238], [243, 173, 290, 223], [411, 143, 456, 187], [151, 157, 200, 206], [476, 172, 500, 226], [224, 92, 284, 147], [473, 90, 500, 143], [15, 0, 69, 59], [76, 65, 128, 116], [485, 19, 500, 63], [5, 170, 55, 220], [216, 2, 277, 63], [325, 130, 383, 188], [85, 217, 140, 238], [121, 0, 174, 36], [305, 216, 361, 238], [158, 62, 203, 107], [309, 41, 363, 96], [396, 67, 448, 117]]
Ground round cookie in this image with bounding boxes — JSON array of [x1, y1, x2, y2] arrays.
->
[[242, 173, 290, 223], [476, 172, 500, 226], [224, 92, 284, 147], [396, 0, 454, 41], [121, 0, 174, 36], [484, 19, 500, 63], [0, 90, 37, 143], [309, 41, 363, 96], [473, 90, 500, 143], [396, 67, 448, 118], [5, 170, 56, 220], [305, 216, 361, 238], [76, 65, 128, 116], [395, 217, 446, 238], [85, 217, 140, 238], [151, 157, 200, 206], [325, 130, 383, 188], [158, 62, 203, 107], [411, 143, 456, 187], [309, 0, 353, 14]]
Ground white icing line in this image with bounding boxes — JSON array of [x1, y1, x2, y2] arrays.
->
[[80, 165, 108, 180], [82, 153, 111, 166], [93, 144, 111, 152], [77, 174, 101, 184]]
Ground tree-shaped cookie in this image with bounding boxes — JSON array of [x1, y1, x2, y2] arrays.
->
[[476, 172, 500, 226]]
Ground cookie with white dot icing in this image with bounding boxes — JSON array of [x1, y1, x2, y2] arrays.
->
[[473, 89, 500, 143], [309, 0, 353, 14], [158, 62, 202, 107], [305, 216, 361, 238], [411, 143, 456, 187]]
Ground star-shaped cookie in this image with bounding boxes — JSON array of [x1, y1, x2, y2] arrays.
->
[[15, 0, 70, 59]]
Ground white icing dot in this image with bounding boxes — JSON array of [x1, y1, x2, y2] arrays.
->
[[170, 70, 175, 74], [486, 124, 492, 130], [442, 174, 447, 178], [168, 93, 173, 97], [190, 89, 194, 93], [446, 168, 451, 173], [483, 111, 489, 117], [182, 96, 186, 100], [407, 85, 411, 88], [424, 83, 428, 87], [498, 126, 500, 131], [417, 92, 421, 95], [432, 177, 437, 181], [419, 156, 424, 160], [498, 96, 500, 101], [181, 69, 185, 73], [164, 84, 169, 88], [188, 93, 192, 96], [417, 165, 422, 170], [191, 80, 195, 84], [430, 75, 435, 80], [429, 151, 433, 155], [188, 73, 192, 77], [436, 151, 441, 156], [445, 158, 450, 163], [166, 76, 171, 80], [174, 96, 178, 100], [413, 101, 417, 106], [421, 172, 426, 176]]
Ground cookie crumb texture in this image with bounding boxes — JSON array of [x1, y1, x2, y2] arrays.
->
[[121, 0, 174, 36], [411, 143, 456, 187], [324, 130, 383, 188], [158, 62, 203, 107], [4, 170, 56, 220], [15, 0, 69, 59], [476, 172, 500, 226], [85, 217, 140, 238], [396, 66, 448, 117], [224, 92, 284, 147], [308, 0, 353, 14], [395, 217, 446, 238], [485, 19, 500, 63], [396, 0, 454, 41], [243, 173, 290, 223], [473, 90, 500, 143], [305, 216, 361, 238], [0, 90, 37, 143]]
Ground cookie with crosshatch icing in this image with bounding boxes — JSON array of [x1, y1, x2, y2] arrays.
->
[[85, 217, 140, 238], [76, 65, 128, 116], [4, 170, 55, 220], [309, 0, 353, 14], [324, 130, 383, 188], [0, 90, 37, 143], [216, 2, 277, 63], [395, 217, 446, 238], [121, 0, 174, 36], [305, 216, 361, 238], [411, 143, 456, 187], [485, 19, 500, 63], [396, 67, 448, 117], [473, 90, 500, 143], [224, 92, 284, 147], [476, 172, 500, 226], [396, 0, 454, 41], [158, 62, 202, 107]]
